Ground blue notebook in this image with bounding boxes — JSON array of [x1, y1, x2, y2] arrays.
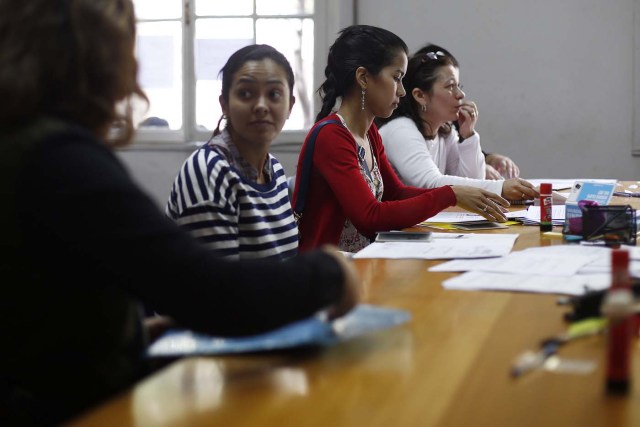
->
[[147, 304, 411, 357]]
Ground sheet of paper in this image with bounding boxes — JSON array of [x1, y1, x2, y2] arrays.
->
[[625, 246, 640, 260], [137, 35, 175, 88], [577, 258, 640, 277], [523, 205, 566, 225], [353, 233, 519, 260], [421, 212, 486, 224], [195, 38, 252, 80], [516, 245, 619, 275], [442, 271, 610, 295], [507, 209, 529, 218], [531, 245, 640, 276], [430, 251, 600, 276], [421, 210, 524, 224]]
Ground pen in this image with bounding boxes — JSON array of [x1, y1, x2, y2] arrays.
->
[[613, 192, 640, 198], [510, 318, 607, 378], [511, 341, 558, 378], [432, 234, 467, 239], [580, 241, 613, 247]]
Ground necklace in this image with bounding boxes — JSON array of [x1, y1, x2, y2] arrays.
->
[[426, 135, 438, 151]]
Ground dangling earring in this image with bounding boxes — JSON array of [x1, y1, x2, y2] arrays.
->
[[422, 104, 427, 112], [361, 88, 366, 111]]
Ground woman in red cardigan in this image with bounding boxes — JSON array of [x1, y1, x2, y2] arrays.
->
[[293, 25, 509, 252]]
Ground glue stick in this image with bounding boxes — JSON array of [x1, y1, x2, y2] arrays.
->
[[604, 249, 633, 394], [540, 183, 552, 232]]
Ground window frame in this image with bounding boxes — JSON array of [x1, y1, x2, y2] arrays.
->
[[131, 0, 350, 148]]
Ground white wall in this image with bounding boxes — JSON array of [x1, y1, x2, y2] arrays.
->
[[120, 0, 640, 207], [359, 0, 640, 179]]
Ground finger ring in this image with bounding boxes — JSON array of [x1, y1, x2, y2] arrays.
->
[[521, 192, 525, 198], [471, 111, 476, 117], [482, 205, 488, 212]]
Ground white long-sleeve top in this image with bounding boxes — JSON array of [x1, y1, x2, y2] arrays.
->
[[378, 117, 503, 195]]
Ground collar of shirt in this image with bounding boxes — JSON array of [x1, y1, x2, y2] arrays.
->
[[207, 129, 273, 183]]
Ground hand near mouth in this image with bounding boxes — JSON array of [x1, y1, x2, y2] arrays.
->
[[456, 101, 478, 139]]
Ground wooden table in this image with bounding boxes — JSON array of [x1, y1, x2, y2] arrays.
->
[[70, 186, 640, 427]]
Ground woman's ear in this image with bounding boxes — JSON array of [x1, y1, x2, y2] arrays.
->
[[288, 96, 296, 118], [412, 88, 428, 107], [355, 66, 368, 91], [219, 95, 228, 117]]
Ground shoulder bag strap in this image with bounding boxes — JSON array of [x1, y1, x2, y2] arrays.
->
[[293, 119, 340, 223]]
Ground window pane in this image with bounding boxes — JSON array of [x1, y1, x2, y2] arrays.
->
[[195, 0, 253, 16], [135, 21, 183, 129], [257, 18, 314, 130], [256, 0, 313, 15], [132, 0, 181, 20], [194, 18, 254, 130]]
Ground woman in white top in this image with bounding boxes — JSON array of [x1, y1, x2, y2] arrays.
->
[[378, 44, 537, 201]]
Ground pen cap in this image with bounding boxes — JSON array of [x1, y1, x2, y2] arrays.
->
[[540, 183, 552, 195], [611, 249, 630, 289]]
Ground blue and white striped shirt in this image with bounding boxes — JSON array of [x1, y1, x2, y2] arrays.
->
[[166, 131, 298, 260]]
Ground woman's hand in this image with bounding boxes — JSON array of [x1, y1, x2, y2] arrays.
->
[[450, 185, 510, 222], [457, 101, 478, 139], [485, 153, 520, 178], [144, 315, 176, 343], [501, 178, 539, 200], [485, 164, 502, 180], [321, 246, 362, 320]]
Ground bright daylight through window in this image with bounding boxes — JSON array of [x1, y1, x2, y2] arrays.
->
[[132, 0, 315, 142]]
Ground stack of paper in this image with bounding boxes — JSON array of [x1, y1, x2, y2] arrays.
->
[[436, 245, 640, 295], [420, 210, 529, 230]]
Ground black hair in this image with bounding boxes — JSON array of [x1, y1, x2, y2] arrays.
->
[[378, 43, 459, 138], [213, 44, 295, 136], [316, 25, 408, 122]]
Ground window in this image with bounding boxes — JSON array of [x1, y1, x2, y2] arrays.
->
[[131, 0, 338, 145]]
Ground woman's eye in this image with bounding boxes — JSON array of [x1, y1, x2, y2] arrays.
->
[[237, 89, 252, 98], [269, 90, 282, 100]]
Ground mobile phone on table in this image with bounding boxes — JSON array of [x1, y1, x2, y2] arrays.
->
[[375, 231, 433, 242]]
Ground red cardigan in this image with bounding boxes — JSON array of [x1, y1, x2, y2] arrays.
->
[[293, 114, 457, 252]]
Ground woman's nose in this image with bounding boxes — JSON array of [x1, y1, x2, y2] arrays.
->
[[398, 82, 406, 97], [254, 96, 268, 114]]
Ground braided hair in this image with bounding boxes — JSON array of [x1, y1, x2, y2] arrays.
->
[[316, 25, 408, 122]]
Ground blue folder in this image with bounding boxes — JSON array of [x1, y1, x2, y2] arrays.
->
[[147, 304, 411, 357]]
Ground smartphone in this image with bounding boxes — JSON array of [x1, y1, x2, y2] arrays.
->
[[375, 231, 433, 242]]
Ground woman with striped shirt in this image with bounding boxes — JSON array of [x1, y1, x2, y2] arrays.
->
[[167, 45, 299, 260]]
